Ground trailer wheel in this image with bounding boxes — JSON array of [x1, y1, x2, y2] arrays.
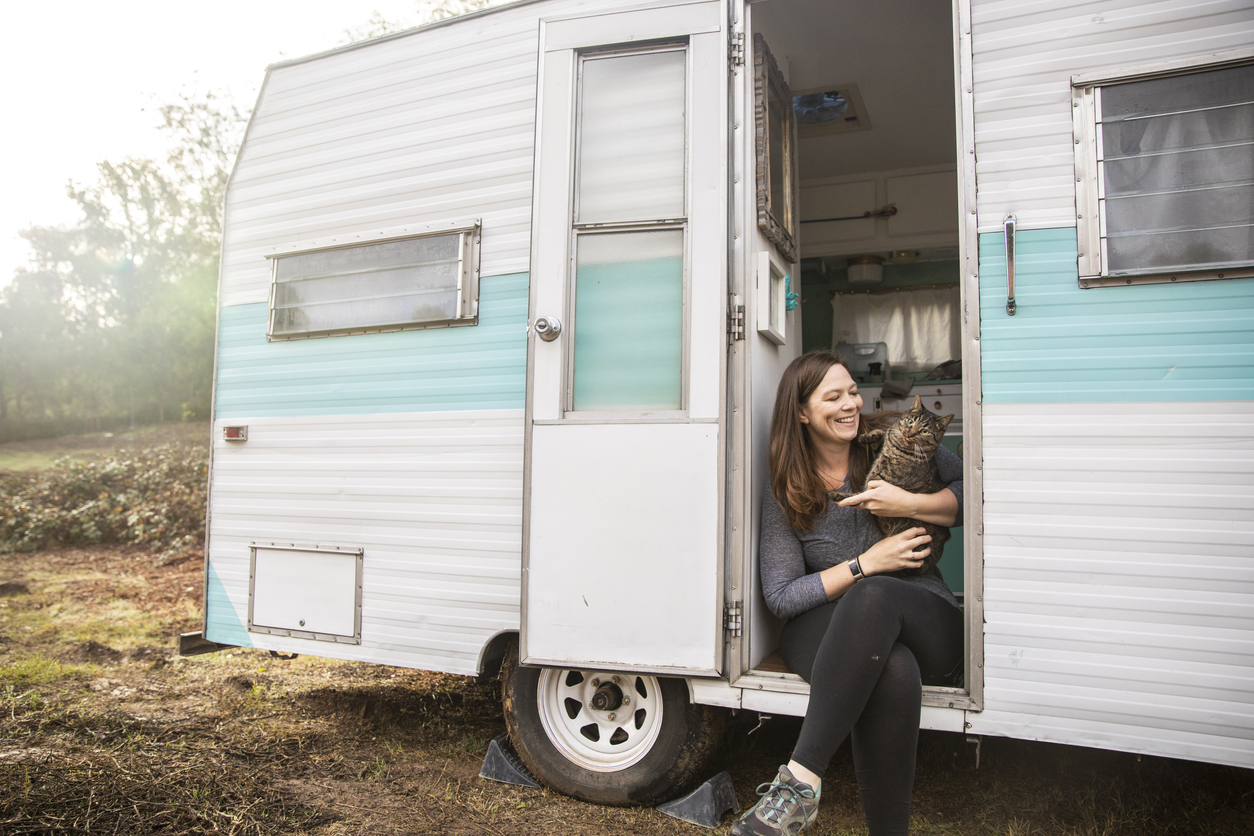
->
[[500, 645, 723, 806]]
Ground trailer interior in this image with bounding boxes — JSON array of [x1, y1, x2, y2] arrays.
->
[[744, 0, 968, 693]]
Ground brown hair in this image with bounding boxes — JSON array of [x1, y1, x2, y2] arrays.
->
[[768, 349, 898, 531]]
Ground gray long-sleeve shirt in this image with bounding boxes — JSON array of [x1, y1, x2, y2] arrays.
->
[[760, 445, 964, 619]]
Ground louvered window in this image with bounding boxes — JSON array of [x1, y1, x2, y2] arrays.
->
[[1073, 59, 1254, 286], [266, 224, 480, 340]]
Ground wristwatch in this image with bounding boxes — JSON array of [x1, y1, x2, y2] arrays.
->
[[847, 557, 865, 582]]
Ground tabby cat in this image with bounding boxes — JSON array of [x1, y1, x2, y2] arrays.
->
[[832, 394, 955, 575]]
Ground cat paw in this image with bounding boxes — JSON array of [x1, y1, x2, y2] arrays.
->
[[857, 428, 886, 445]]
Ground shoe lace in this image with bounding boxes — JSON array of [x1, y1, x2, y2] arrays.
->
[[753, 777, 817, 828]]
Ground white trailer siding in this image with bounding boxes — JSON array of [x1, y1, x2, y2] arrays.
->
[[973, 401, 1254, 766], [964, 0, 1254, 769], [207, 410, 523, 675], [208, 0, 634, 673], [970, 0, 1254, 232], [218, 0, 641, 307]]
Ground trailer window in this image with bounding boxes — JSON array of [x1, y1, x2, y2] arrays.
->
[[1073, 59, 1254, 287], [266, 224, 481, 340]]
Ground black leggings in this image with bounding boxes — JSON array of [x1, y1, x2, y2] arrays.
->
[[779, 576, 963, 836]]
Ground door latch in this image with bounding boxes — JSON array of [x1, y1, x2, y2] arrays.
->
[[534, 316, 562, 341], [724, 601, 743, 637]]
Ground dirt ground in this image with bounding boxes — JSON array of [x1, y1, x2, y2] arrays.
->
[[1, 546, 1251, 835]]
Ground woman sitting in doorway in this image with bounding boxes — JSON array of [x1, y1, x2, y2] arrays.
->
[[731, 349, 963, 836]]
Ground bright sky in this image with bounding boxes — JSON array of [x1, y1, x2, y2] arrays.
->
[[0, 0, 444, 286]]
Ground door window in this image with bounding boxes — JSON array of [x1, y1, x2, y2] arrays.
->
[[570, 46, 688, 412], [573, 230, 684, 409]]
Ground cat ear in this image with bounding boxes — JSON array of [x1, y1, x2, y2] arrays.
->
[[937, 414, 954, 434], [911, 394, 923, 412]]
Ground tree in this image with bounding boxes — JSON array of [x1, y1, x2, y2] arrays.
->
[[0, 92, 246, 438]]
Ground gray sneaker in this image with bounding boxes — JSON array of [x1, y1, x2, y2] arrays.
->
[[729, 765, 820, 836]]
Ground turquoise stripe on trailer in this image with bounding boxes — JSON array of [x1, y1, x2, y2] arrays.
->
[[979, 228, 1254, 404], [215, 273, 528, 418]]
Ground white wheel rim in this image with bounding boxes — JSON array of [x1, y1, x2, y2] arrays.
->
[[536, 668, 664, 773]]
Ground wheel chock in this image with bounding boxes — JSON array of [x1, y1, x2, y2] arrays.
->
[[478, 733, 541, 789], [656, 771, 740, 829]]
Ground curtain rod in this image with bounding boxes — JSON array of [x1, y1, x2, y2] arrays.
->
[[801, 204, 898, 224]]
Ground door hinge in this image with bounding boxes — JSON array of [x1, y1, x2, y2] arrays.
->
[[724, 601, 743, 637], [729, 32, 745, 69], [728, 295, 745, 342]]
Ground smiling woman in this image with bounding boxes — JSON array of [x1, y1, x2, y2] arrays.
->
[[737, 348, 964, 836]]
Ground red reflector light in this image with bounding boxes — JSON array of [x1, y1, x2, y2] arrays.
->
[[223, 426, 248, 441]]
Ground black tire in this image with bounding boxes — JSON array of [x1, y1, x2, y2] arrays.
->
[[500, 643, 725, 806]]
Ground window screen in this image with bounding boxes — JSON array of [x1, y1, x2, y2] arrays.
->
[[267, 226, 479, 340], [1078, 62, 1254, 281]]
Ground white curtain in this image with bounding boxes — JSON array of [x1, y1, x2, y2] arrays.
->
[[831, 287, 960, 373]]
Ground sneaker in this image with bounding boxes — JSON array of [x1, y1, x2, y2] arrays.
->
[[729, 765, 820, 835]]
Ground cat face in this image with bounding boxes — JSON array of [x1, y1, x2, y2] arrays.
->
[[890, 394, 953, 452]]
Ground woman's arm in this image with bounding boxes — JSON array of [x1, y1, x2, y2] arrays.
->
[[759, 492, 832, 619], [763, 492, 940, 609], [838, 481, 958, 526], [835, 445, 964, 526]]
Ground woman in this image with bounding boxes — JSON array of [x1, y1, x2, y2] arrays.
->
[[730, 350, 964, 836]]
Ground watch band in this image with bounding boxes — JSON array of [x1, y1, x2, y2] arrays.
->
[[847, 557, 864, 582]]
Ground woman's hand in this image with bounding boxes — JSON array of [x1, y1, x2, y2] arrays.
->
[[838, 480, 959, 527], [859, 527, 931, 576], [837, 480, 917, 516]]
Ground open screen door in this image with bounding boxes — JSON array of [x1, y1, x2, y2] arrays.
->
[[522, 0, 728, 675]]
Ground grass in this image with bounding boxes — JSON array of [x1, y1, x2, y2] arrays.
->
[[0, 450, 70, 472], [0, 655, 99, 685], [0, 564, 197, 650]]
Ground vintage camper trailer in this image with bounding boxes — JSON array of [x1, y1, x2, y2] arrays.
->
[[189, 0, 1254, 804]]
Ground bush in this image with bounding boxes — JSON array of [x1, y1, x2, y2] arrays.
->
[[0, 442, 208, 553]]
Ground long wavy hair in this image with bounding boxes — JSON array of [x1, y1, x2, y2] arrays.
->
[[768, 349, 898, 531]]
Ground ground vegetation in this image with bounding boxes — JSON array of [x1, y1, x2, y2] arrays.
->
[[0, 436, 1251, 834]]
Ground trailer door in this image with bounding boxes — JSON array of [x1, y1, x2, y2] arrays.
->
[[522, 0, 728, 675]]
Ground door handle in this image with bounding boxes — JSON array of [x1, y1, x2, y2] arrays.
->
[[1004, 213, 1017, 316], [534, 316, 562, 341]]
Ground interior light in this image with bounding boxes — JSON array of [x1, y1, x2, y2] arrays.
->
[[847, 255, 884, 284]]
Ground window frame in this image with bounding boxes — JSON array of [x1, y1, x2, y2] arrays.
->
[[563, 41, 692, 418], [753, 33, 799, 264], [756, 248, 787, 346], [1072, 48, 1254, 288], [264, 219, 482, 341]]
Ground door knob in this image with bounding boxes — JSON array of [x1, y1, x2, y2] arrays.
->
[[534, 316, 562, 341]]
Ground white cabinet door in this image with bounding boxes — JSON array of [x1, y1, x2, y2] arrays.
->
[[522, 0, 728, 674]]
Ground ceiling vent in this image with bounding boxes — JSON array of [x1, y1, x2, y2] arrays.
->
[[792, 82, 872, 137]]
